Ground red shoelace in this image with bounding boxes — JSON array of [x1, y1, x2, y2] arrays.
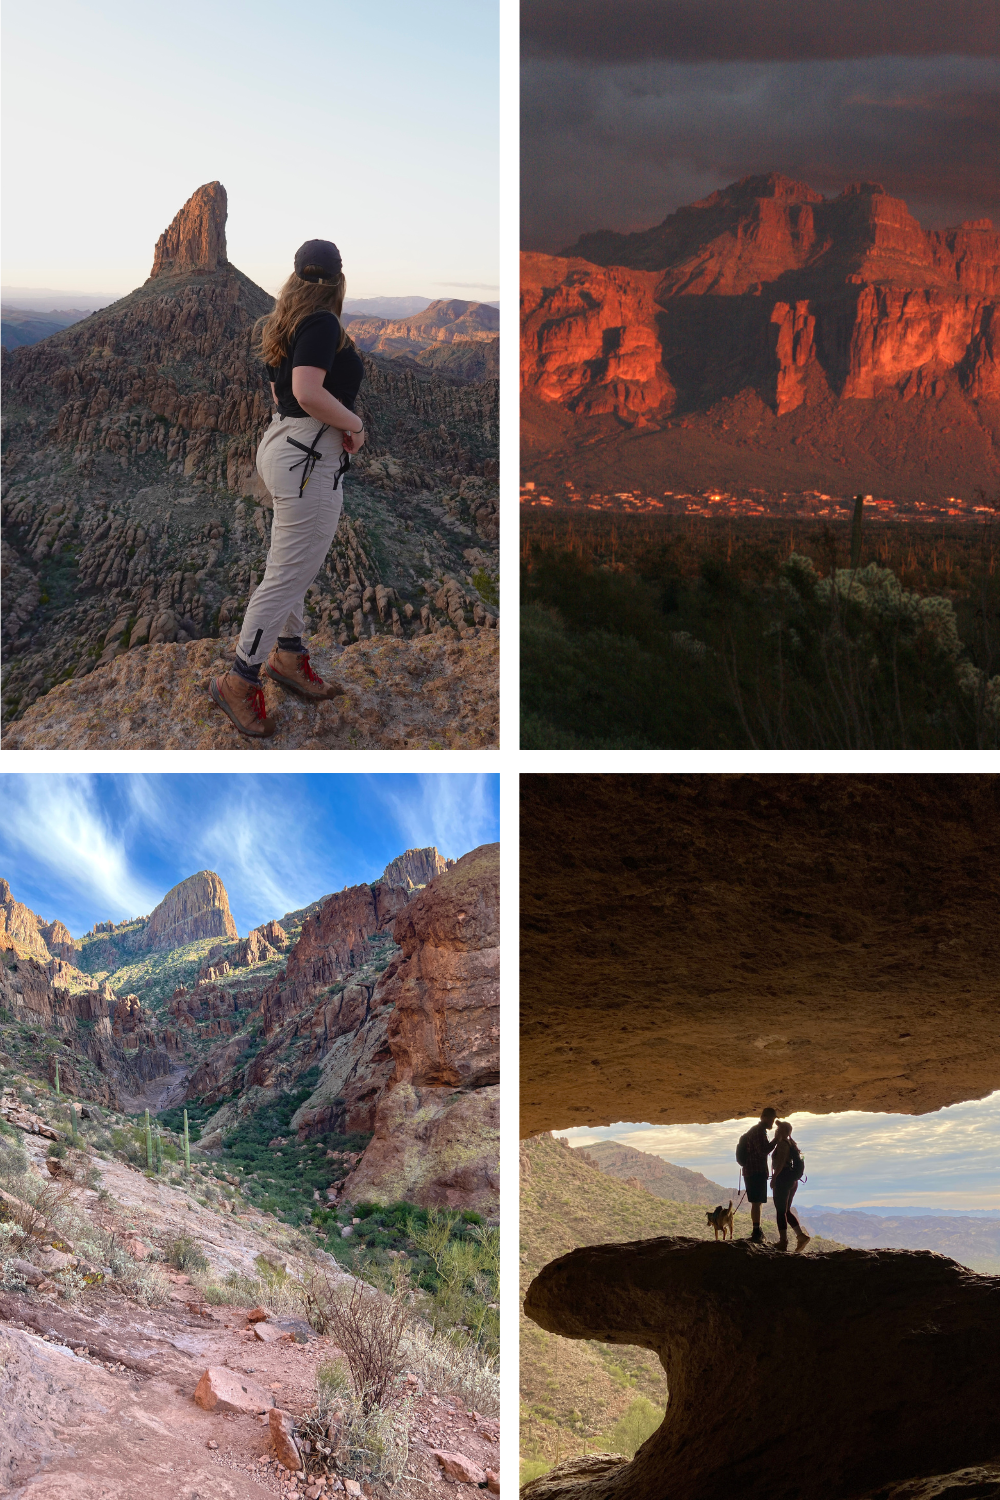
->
[[298, 651, 323, 684], [245, 683, 269, 721]]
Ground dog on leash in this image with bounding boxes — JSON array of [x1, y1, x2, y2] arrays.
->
[[706, 1201, 735, 1241]]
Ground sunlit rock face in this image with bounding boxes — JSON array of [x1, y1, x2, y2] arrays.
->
[[519, 774, 1000, 1136], [522, 1237, 1000, 1500], [521, 174, 1000, 421]]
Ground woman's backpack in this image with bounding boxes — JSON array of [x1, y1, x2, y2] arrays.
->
[[788, 1142, 807, 1181]]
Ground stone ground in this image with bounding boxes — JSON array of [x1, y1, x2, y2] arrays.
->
[[2, 630, 499, 750], [1, 1136, 500, 1498]]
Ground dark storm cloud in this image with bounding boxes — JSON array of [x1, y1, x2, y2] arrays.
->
[[522, 0, 1000, 64], [521, 55, 1000, 249]]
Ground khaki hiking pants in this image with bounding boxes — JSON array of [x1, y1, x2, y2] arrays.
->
[[236, 414, 346, 669]]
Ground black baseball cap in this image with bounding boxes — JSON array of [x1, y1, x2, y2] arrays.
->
[[294, 239, 343, 282]]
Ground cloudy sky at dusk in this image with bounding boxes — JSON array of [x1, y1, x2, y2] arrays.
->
[[522, 0, 1000, 250], [0, 774, 498, 939], [562, 1092, 1000, 1212]]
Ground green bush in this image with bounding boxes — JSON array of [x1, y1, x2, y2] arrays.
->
[[165, 1234, 210, 1273]]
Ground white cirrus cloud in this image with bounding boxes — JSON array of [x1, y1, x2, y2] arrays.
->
[[365, 775, 498, 863]]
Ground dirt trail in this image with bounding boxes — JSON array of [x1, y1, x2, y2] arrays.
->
[[118, 1065, 191, 1117], [0, 1136, 500, 1498]]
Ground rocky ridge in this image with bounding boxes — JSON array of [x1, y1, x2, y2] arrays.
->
[[345, 299, 500, 382], [2, 181, 499, 729], [521, 174, 1000, 496], [570, 1141, 731, 1206], [523, 1235, 1000, 1500]]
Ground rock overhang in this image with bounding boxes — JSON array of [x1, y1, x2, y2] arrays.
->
[[520, 774, 1000, 1136]]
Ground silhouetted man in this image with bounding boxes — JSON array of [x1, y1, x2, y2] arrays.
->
[[738, 1108, 777, 1243]]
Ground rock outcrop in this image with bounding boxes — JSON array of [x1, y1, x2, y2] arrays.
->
[[2, 630, 499, 750], [346, 299, 500, 382], [0, 880, 65, 963], [381, 848, 453, 891], [342, 843, 500, 1212], [140, 871, 237, 951], [520, 774, 1000, 1135], [521, 174, 1000, 494], [1, 180, 499, 728], [150, 181, 228, 279], [523, 1237, 1000, 1500]]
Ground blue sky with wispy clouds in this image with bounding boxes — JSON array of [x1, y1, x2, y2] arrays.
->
[[562, 1092, 1000, 1212], [0, 774, 498, 939]]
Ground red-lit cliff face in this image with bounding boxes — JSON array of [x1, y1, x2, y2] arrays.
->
[[522, 174, 1000, 431]]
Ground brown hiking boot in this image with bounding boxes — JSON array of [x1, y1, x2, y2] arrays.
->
[[209, 672, 277, 739], [265, 648, 345, 701], [793, 1230, 812, 1253]]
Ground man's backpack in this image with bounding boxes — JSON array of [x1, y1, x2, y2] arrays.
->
[[735, 1130, 753, 1168]]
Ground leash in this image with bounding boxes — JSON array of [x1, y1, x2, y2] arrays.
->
[[285, 423, 329, 495], [732, 1167, 748, 1213]]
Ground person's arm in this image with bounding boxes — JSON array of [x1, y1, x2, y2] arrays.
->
[[291, 366, 365, 443], [270, 381, 278, 406]]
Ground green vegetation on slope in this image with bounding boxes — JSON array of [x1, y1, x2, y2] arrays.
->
[[521, 516, 1000, 750], [520, 1133, 843, 1482]]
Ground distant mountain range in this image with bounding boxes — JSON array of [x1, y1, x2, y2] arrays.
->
[[800, 1208, 1000, 1274], [521, 172, 1000, 502], [1, 305, 95, 349]]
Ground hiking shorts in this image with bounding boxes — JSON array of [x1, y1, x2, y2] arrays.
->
[[745, 1171, 768, 1204]]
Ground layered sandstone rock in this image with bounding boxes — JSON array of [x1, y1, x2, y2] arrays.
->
[[521, 253, 675, 422], [381, 848, 452, 891], [522, 173, 1000, 439], [523, 1237, 1000, 1500], [520, 774, 1000, 1135], [0, 881, 76, 964], [343, 843, 499, 1212], [150, 181, 228, 279], [140, 871, 237, 952]]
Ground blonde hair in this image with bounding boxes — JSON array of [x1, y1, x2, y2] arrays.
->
[[255, 270, 349, 367]]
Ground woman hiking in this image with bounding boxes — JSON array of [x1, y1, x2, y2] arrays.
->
[[770, 1119, 811, 1252], [209, 238, 366, 738]]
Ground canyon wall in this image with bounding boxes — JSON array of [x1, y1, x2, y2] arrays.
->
[[522, 174, 1000, 430]]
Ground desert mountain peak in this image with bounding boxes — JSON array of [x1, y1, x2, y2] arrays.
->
[[150, 180, 228, 279], [380, 846, 453, 890], [141, 869, 237, 950]]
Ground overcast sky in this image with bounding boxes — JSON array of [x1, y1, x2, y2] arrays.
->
[[0, 774, 498, 938], [521, 0, 1000, 250], [2, 0, 497, 299], [562, 1091, 1000, 1212]]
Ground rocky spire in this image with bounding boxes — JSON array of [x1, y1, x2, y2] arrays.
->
[[140, 870, 237, 950], [150, 181, 228, 278]]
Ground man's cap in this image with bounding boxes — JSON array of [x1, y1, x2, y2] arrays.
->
[[295, 239, 343, 282]]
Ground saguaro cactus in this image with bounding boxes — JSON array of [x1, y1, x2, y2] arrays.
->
[[850, 494, 865, 570], [145, 1108, 153, 1171], [54, 1061, 61, 1097], [183, 1109, 191, 1172], [70, 1104, 78, 1145], [155, 1126, 163, 1175]]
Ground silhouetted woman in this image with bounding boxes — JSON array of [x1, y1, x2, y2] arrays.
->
[[210, 238, 366, 739], [770, 1119, 811, 1252]]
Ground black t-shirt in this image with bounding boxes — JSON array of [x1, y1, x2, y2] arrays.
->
[[267, 310, 365, 418]]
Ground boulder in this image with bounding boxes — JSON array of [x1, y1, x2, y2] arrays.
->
[[268, 1407, 302, 1470], [246, 1306, 269, 1322], [523, 1237, 1000, 1500], [253, 1321, 286, 1343], [432, 1450, 487, 1486], [193, 1366, 273, 1415], [485, 1471, 500, 1495]]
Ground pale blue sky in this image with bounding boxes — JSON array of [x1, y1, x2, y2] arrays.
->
[[1, 0, 498, 298], [563, 1094, 1000, 1212], [0, 773, 498, 937]]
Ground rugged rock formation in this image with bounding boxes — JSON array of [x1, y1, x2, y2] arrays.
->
[[521, 174, 1000, 496], [150, 181, 228, 279], [381, 847, 453, 891], [520, 774, 1000, 1135], [140, 871, 237, 951], [0, 881, 66, 963], [2, 630, 500, 750], [346, 299, 500, 381], [343, 843, 500, 1212], [521, 255, 675, 422], [1, 181, 499, 727], [523, 1237, 1000, 1500]]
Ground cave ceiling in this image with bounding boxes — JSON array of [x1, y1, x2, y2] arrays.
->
[[520, 774, 1000, 1136]]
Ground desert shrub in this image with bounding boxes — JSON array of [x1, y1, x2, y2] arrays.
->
[[0, 1133, 28, 1188], [305, 1275, 407, 1413], [164, 1234, 210, 1273], [397, 1320, 499, 1416], [603, 1397, 664, 1458], [300, 1361, 414, 1488]]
